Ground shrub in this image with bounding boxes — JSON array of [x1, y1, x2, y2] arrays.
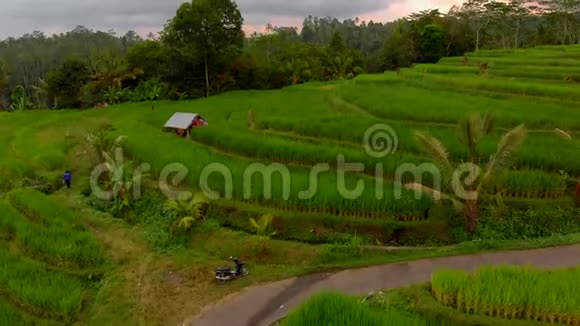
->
[[210, 204, 452, 246], [475, 207, 580, 241], [131, 191, 189, 253]]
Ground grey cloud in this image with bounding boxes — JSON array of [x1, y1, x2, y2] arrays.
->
[[0, 0, 393, 39], [237, 0, 390, 17]]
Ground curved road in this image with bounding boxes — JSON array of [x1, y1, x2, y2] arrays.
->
[[188, 244, 580, 326]]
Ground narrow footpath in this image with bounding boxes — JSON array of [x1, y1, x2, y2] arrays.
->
[[188, 244, 580, 326]]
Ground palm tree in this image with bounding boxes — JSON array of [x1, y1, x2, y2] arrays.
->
[[30, 78, 53, 109], [554, 129, 580, 207], [88, 49, 143, 90], [405, 113, 528, 233], [85, 126, 127, 165], [554, 129, 580, 150], [286, 59, 311, 85]]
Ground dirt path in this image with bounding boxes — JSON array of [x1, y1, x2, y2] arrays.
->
[[187, 244, 580, 326]]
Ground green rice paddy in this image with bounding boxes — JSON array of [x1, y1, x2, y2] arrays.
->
[[432, 266, 580, 324], [0, 45, 579, 324]]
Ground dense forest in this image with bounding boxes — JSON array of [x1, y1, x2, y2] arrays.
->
[[0, 0, 579, 111]]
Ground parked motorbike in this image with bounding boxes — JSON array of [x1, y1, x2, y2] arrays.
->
[[215, 257, 249, 282]]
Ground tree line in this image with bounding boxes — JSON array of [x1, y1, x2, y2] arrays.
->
[[0, 0, 579, 111]]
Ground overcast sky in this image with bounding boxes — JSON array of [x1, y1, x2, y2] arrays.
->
[[0, 0, 461, 39]]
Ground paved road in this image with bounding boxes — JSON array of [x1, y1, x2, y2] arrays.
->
[[188, 244, 580, 326]]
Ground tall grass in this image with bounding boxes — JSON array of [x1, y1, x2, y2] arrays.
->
[[432, 266, 580, 323], [0, 201, 105, 268], [0, 249, 84, 321], [281, 292, 446, 326]]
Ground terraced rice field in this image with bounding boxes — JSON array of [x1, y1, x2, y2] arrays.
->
[[1, 45, 579, 247], [0, 190, 104, 324]]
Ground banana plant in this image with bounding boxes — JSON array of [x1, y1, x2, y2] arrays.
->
[[9, 85, 31, 111], [103, 85, 129, 104], [249, 214, 277, 238], [165, 193, 209, 231], [101, 150, 148, 215]]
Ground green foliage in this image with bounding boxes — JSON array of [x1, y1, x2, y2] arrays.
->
[[18, 173, 62, 195], [211, 204, 452, 246], [131, 191, 189, 253], [45, 58, 90, 109], [406, 113, 528, 233], [101, 150, 148, 216], [0, 61, 7, 103], [432, 265, 580, 322], [418, 24, 447, 63], [249, 214, 277, 238], [102, 85, 130, 104], [475, 207, 580, 240], [126, 41, 169, 80], [162, 0, 244, 97], [381, 25, 415, 71], [164, 193, 209, 232], [131, 78, 168, 102], [9, 85, 31, 111], [85, 124, 126, 164]]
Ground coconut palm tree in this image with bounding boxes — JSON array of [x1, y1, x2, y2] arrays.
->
[[554, 129, 580, 207], [405, 113, 528, 233], [85, 126, 127, 165], [30, 78, 54, 109]]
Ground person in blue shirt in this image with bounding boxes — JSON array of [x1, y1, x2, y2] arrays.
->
[[63, 171, 72, 189]]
